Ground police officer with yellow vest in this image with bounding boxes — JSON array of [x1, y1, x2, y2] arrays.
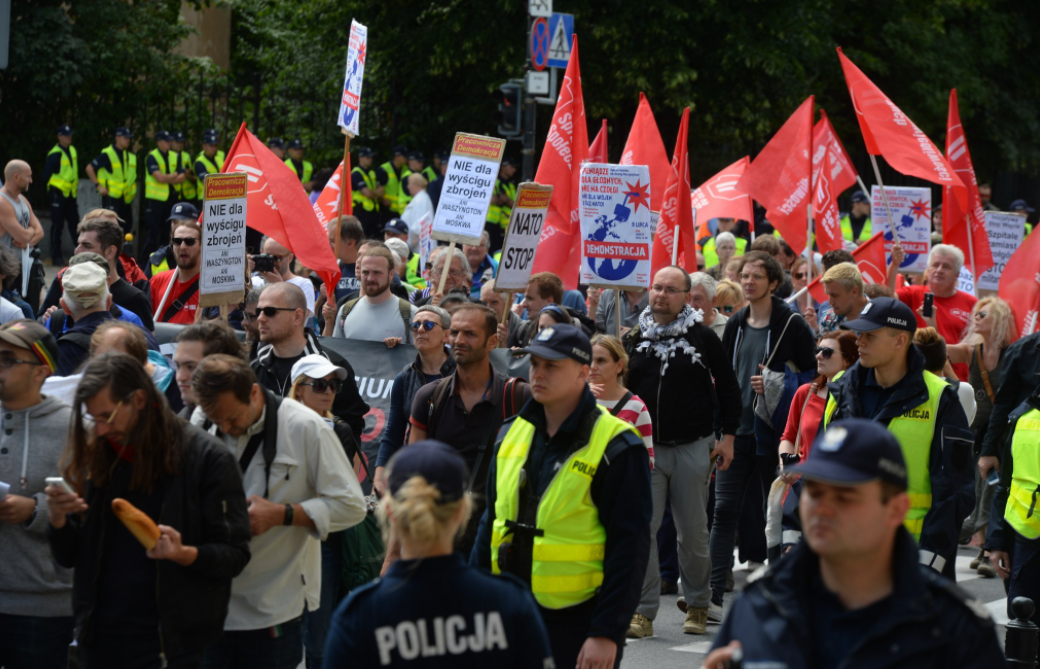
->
[[140, 130, 186, 264], [170, 131, 197, 208], [471, 324, 652, 669], [285, 138, 314, 193], [44, 125, 80, 265], [194, 129, 225, 190], [823, 297, 975, 579], [840, 190, 873, 246], [351, 147, 382, 238], [268, 137, 286, 161], [86, 127, 137, 235], [486, 159, 518, 252], [377, 145, 409, 220], [988, 382, 1040, 624], [398, 151, 426, 210]]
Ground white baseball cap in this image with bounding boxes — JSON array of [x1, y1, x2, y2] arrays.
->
[[290, 354, 347, 385]]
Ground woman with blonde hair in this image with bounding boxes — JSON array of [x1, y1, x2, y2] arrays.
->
[[714, 279, 746, 317], [323, 441, 554, 668]]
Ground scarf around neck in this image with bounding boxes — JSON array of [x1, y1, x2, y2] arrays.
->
[[635, 304, 704, 373]]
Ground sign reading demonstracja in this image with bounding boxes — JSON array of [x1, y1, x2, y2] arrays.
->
[[432, 133, 507, 245], [579, 163, 653, 289], [337, 20, 368, 136], [871, 186, 932, 273], [495, 183, 554, 291], [201, 173, 248, 303], [978, 211, 1027, 292]]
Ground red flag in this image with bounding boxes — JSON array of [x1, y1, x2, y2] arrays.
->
[[531, 36, 589, 289], [223, 123, 341, 294], [812, 110, 858, 197], [998, 227, 1040, 341], [312, 158, 352, 227], [807, 231, 888, 303], [837, 48, 968, 221], [944, 89, 994, 278], [739, 96, 815, 254], [588, 119, 608, 164], [620, 93, 671, 213], [651, 107, 696, 276], [690, 157, 753, 224]]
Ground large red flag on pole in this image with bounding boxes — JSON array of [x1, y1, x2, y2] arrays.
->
[[651, 107, 696, 276], [620, 93, 671, 213], [531, 36, 588, 289], [944, 89, 994, 279], [806, 231, 888, 303], [588, 119, 608, 164], [837, 48, 969, 224], [998, 227, 1040, 341], [223, 123, 341, 294], [813, 110, 859, 197], [690, 157, 754, 225], [739, 96, 815, 254]]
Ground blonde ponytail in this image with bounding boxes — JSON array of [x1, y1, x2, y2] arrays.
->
[[378, 475, 472, 547]]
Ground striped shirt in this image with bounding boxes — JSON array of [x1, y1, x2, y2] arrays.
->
[[597, 395, 654, 466]]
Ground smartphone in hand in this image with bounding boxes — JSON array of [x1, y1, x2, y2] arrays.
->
[[922, 293, 934, 318]]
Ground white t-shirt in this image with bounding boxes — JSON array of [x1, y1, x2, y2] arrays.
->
[[250, 274, 317, 319], [0, 296, 24, 325], [333, 295, 416, 342]]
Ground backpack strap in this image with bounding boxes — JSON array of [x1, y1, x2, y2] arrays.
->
[[426, 376, 454, 437], [398, 298, 412, 343], [161, 276, 199, 323], [610, 391, 634, 417], [976, 344, 996, 404], [238, 389, 283, 498]]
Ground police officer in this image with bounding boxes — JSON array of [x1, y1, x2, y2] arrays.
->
[[146, 201, 198, 278], [471, 324, 651, 669], [824, 297, 975, 578], [351, 147, 382, 238], [378, 145, 408, 220], [486, 159, 517, 252], [325, 441, 555, 668], [268, 137, 286, 161], [195, 129, 225, 194], [398, 150, 425, 210], [140, 130, 186, 264], [86, 127, 136, 234], [704, 419, 1005, 669], [170, 130, 197, 207], [45, 125, 80, 265], [285, 138, 313, 193], [841, 190, 873, 245]]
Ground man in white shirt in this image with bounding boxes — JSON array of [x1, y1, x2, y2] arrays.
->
[[191, 354, 367, 669], [332, 246, 415, 341], [254, 236, 317, 320]]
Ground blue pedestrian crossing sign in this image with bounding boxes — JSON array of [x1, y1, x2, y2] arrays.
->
[[547, 13, 574, 69]]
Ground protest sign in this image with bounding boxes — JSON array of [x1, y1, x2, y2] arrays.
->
[[432, 133, 507, 245], [957, 265, 976, 296], [871, 186, 931, 273], [495, 183, 554, 291], [978, 211, 1027, 292], [579, 163, 653, 289], [338, 20, 368, 137], [417, 212, 436, 281], [199, 173, 248, 310]]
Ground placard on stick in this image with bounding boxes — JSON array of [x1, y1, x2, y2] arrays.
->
[[871, 185, 932, 273], [578, 163, 653, 290], [200, 173, 248, 309], [432, 133, 507, 245], [495, 183, 554, 292]]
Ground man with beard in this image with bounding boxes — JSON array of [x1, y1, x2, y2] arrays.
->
[[149, 222, 201, 324], [332, 246, 415, 342]]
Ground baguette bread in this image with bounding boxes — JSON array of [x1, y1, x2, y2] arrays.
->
[[111, 498, 161, 550]]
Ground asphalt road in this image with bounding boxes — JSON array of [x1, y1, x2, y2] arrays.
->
[[619, 544, 1009, 668]]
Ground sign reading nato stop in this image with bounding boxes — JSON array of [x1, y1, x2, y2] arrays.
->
[[578, 163, 653, 289]]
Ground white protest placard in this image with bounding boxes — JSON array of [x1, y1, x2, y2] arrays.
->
[[871, 186, 931, 273], [956, 265, 976, 296], [432, 133, 507, 245], [578, 163, 653, 289], [417, 212, 436, 281], [495, 183, 554, 291], [337, 20, 368, 137], [978, 211, 1027, 292], [200, 173, 248, 307]]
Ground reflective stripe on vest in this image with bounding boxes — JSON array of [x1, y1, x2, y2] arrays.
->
[[177, 150, 196, 200], [145, 149, 172, 201], [422, 165, 438, 183], [702, 236, 747, 268], [285, 158, 313, 184], [351, 166, 378, 212], [487, 180, 516, 228], [195, 151, 226, 176], [47, 145, 78, 197], [824, 371, 945, 540], [99, 145, 137, 203], [380, 162, 404, 214], [840, 215, 872, 243], [490, 406, 639, 609], [151, 256, 171, 277], [1006, 409, 1040, 539]]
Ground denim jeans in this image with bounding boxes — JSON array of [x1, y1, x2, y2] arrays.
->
[[0, 613, 74, 669], [303, 532, 343, 668], [201, 617, 303, 669]]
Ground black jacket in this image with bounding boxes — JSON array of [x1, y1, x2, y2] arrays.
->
[[625, 318, 741, 442], [981, 330, 1040, 460], [826, 347, 975, 569], [710, 528, 1005, 668], [47, 422, 251, 659]]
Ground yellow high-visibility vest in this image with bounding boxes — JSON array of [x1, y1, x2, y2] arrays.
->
[[1005, 408, 1040, 539], [47, 145, 78, 198], [145, 149, 173, 201], [98, 145, 137, 203], [351, 166, 378, 212]]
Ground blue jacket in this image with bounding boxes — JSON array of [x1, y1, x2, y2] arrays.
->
[[375, 350, 456, 468], [711, 528, 1006, 668]]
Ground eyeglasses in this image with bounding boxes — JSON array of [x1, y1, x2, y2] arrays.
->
[[434, 269, 463, 279], [650, 284, 687, 296], [0, 353, 42, 369], [172, 237, 198, 247], [410, 320, 440, 332], [815, 346, 836, 360], [300, 378, 343, 394], [721, 304, 736, 314], [254, 306, 298, 318], [93, 399, 125, 427], [793, 272, 808, 280]]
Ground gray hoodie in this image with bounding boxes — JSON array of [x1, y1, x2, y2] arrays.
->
[[0, 394, 74, 616]]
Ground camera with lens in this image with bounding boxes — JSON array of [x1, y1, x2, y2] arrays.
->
[[780, 453, 801, 468], [252, 253, 276, 274]]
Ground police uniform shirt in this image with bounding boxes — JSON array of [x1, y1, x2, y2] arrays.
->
[[324, 553, 555, 668], [44, 146, 74, 193], [351, 167, 370, 193], [858, 367, 901, 420], [146, 151, 181, 201], [809, 569, 893, 669], [89, 146, 124, 175]]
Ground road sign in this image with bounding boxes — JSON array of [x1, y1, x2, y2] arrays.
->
[[530, 17, 549, 71], [547, 13, 574, 69], [527, 70, 550, 96], [528, 0, 552, 18]]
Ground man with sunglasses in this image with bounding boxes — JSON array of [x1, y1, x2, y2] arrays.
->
[[144, 201, 198, 279], [149, 222, 201, 324]]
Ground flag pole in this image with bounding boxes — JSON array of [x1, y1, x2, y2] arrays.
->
[[671, 226, 679, 265], [806, 203, 814, 309], [333, 131, 354, 262], [964, 215, 978, 297], [856, 175, 870, 197], [867, 154, 900, 241], [614, 289, 623, 337], [438, 242, 456, 296]]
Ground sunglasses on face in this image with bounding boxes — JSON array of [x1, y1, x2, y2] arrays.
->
[[793, 272, 807, 280], [410, 320, 440, 332], [815, 346, 836, 360], [254, 306, 298, 318], [172, 237, 198, 247], [300, 378, 343, 394], [975, 311, 988, 319], [721, 305, 736, 314]]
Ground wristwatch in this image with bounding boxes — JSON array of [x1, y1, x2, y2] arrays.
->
[[283, 503, 294, 526]]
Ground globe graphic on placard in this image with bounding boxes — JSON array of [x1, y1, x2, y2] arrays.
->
[[587, 214, 637, 281]]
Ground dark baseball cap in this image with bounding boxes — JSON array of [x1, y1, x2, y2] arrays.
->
[[268, 137, 286, 149], [382, 218, 409, 235], [408, 151, 425, 162], [1010, 199, 1035, 214], [840, 296, 916, 333], [114, 127, 133, 138], [155, 130, 172, 142], [168, 201, 200, 223], [388, 440, 468, 503], [357, 147, 374, 158], [392, 145, 409, 157], [434, 149, 450, 162], [0, 320, 60, 373], [57, 125, 73, 136], [202, 130, 219, 144], [787, 419, 908, 489], [519, 323, 592, 365], [171, 131, 185, 142], [850, 190, 870, 204], [287, 138, 304, 150], [501, 157, 518, 168]]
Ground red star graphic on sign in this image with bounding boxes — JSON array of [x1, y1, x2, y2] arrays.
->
[[624, 179, 651, 212], [909, 198, 930, 221], [358, 42, 367, 66]]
